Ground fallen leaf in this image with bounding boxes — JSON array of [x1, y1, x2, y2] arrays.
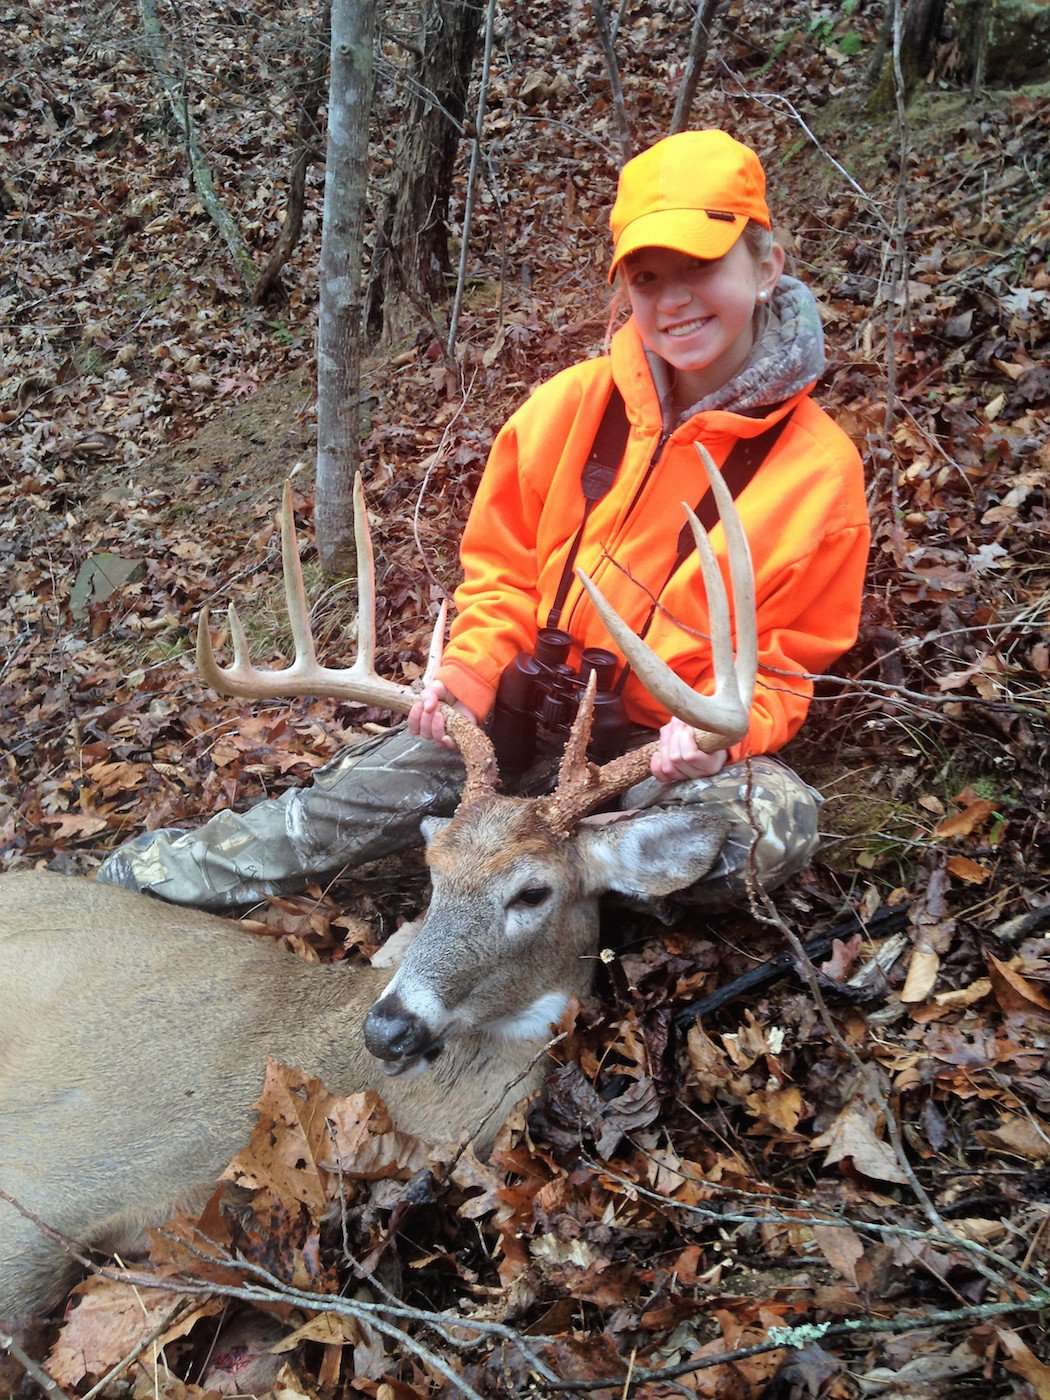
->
[[812, 1224, 864, 1285], [812, 1103, 910, 1184], [987, 953, 1050, 1013], [901, 947, 940, 1003], [48, 1277, 219, 1387], [978, 1115, 1050, 1161], [933, 799, 995, 840], [997, 1326, 1050, 1398], [946, 854, 991, 884]]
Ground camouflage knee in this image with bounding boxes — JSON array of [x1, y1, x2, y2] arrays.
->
[[619, 756, 822, 911]]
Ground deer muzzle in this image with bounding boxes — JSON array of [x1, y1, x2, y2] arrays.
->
[[363, 992, 442, 1068]]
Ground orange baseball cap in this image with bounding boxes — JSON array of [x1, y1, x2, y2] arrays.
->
[[608, 130, 771, 282]]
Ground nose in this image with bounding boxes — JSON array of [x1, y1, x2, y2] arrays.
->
[[657, 277, 691, 311], [364, 993, 435, 1061]]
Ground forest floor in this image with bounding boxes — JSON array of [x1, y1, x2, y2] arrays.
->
[[2, 0, 1049, 1396]]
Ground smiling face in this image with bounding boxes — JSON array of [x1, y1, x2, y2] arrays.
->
[[623, 236, 784, 404]]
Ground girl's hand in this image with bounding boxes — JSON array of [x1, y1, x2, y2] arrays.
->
[[650, 715, 727, 784], [407, 680, 478, 750]]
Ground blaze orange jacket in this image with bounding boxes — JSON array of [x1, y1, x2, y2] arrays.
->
[[436, 320, 869, 756]]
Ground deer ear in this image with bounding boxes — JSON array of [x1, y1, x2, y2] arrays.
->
[[420, 816, 452, 846], [578, 808, 729, 898]]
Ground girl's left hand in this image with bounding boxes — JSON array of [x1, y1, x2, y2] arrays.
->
[[650, 716, 727, 784]]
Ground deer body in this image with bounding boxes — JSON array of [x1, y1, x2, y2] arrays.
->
[[0, 793, 727, 1321]]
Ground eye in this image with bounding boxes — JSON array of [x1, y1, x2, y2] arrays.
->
[[511, 886, 550, 909]]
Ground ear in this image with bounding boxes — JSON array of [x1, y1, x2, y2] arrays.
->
[[577, 807, 728, 899], [420, 816, 452, 846]]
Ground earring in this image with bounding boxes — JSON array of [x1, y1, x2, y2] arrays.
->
[[758, 290, 769, 303]]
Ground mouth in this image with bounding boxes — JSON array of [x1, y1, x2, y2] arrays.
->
[[377, 1041, 444, 1077], [663, 315, 712, 338]]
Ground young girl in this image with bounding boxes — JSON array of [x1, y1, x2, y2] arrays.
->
[[100, 129, 869, 911]]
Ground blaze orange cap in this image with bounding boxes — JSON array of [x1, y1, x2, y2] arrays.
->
[[608, 130, 771, 282]]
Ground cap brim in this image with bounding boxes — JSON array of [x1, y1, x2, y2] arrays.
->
[[608, 209, 746, 283]]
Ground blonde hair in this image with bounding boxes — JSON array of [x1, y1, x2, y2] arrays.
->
[[604, 219, 778, 350]]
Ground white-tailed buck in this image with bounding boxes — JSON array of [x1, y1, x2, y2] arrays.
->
[[0, 451, 756, 1324]]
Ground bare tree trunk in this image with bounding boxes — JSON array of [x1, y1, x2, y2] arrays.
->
[[365, 0, 482, 345], [590, 0, 632, 162], [315, 0, 375, 575], [670, 0, 724, 135], [253, 1, 330, 307], [446, 0, 498, 358], [138, 0, 256, 290]]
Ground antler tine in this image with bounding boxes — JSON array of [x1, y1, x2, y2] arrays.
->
[[697, 443, 756, 717], [196, 476, 416, 711], [423, 599, 449, 687], [574, 447, 755, 741]]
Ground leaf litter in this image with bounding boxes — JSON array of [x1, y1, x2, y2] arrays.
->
[[2, 0, 1049, 1395]]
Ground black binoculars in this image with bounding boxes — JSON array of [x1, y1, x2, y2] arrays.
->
[[488, 627, 630, 776]]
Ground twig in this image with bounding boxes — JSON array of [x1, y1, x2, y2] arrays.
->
[[446, 0, 497, 357], [672, 904, 909, 1027], [0, 1330, 73, 1400], [591, 1155, 1044, 1295], [252, 2, 330, 305], [883, 0, 911, 498], [717, 72, 893, 235], [411, 369, 478, 592], [440, 1030, 569, 1181], [540, 1291, 1050, 1390], [0, 1188, 561, 1387], [737, 783, 1023, 1301]]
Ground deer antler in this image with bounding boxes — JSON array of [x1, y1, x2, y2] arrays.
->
[[197, 476, 500, 802], [536, 446, 756, 835]]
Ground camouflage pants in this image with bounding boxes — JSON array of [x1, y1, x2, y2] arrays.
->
[[97, 726, 821, 912]]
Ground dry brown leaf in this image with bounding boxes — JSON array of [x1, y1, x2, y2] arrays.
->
[[686, 1022, 735, 1101], [272, 1312, 361, 1350], [978, 1114, 1050, 1160], [934, 977, 992, 1008], [812, 1224, 865, 1285], [324, 1090, 438, 1180], [945, 854, 991, 884], [997, 1327, 1050, 1398], [901, 946, 940, 1002], [987, 953, 1050, 1013], [746, 1084, 803, 1132], [223, 1060, 332, 1212], [48, 1277, 219, 1387], [933, 799, 995, 840], [812, 1103, 910, 1184]]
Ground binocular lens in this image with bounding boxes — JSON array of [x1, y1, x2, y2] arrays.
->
[[579, 647, 618, 692], [533, 628, 574, 668]]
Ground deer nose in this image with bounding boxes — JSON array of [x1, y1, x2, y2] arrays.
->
[[364, 995, 434, 1061]]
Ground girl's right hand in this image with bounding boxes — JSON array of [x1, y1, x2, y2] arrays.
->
[[407, 680, 478, 750]]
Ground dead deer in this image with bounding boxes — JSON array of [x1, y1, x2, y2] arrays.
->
[[0, 450, 756, 1325]]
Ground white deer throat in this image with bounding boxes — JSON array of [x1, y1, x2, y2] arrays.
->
[[487, 991, 569, 1042]]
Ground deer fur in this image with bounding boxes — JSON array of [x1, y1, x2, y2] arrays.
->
[[0, 794, 727, 1324]]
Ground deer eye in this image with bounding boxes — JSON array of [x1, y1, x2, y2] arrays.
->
[[511, 886, 550, 909]]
